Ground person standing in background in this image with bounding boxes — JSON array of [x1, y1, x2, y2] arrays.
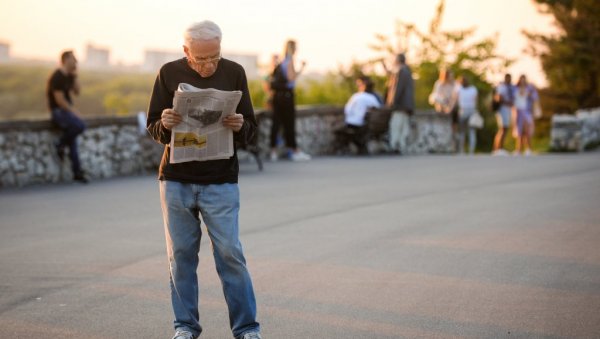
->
[[454, 76, 478, 154], [429, 68, 457, 115], [513, 75, 540, 156], [269, 39, 311, 162], [384, 53, 414, 155], [492, 73, 514, 155], [262, 54, 279, 111]]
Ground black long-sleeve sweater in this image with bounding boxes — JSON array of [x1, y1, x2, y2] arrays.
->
[[147, 58, 257, 184]]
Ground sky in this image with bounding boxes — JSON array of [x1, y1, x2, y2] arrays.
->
[[0, 0, 556, 85]]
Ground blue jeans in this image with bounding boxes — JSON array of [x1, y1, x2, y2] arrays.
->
[[458, 111, 477, 154], [159, 181, 259, 338], [51, 108, 85, 174]]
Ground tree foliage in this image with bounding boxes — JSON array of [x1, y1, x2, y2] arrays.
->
[[364, 0, 512, 151], [368, 0, 511, 110], [524, 0, 600, 112]]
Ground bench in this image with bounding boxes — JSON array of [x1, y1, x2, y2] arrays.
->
[[334, 108, 392, 155]]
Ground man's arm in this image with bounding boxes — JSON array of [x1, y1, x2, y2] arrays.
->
[[147, 68, 176, 145], [228, 69, 257, 145], [286, 57, 306, 83], [52, 90, 80, 115]]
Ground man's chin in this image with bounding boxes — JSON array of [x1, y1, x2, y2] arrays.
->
[[199, 71, 215, 78]]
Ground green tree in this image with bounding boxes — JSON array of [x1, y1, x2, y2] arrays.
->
[[524, 0, 600, 112]]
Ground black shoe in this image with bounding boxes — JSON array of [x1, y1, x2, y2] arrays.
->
[[73, 172, 89, 184]]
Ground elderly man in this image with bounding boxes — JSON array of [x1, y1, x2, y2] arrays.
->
[[146, 21, 261, 339]]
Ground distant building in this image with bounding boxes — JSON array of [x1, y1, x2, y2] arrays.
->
[[142, 49, 183, 73], [142, 48, 258, 79], [224, 53, 258, 79], [0, 42, 9, 62], [83, 43, 110, 69]]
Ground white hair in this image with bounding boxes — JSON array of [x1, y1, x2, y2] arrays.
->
[[184, 21, 222, 46]]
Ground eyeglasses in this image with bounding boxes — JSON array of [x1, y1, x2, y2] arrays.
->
[[188, 53, 221, 68]]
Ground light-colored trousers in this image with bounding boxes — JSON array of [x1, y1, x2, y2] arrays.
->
[[388, 111, 410, 153]]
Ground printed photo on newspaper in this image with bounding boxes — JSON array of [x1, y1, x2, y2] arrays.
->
[[170, 83, 242, 163]]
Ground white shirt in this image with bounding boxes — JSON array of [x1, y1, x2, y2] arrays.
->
[[344, 92, 381, 126], [457, 86, 478, 111], [515, 91, 528, 110]]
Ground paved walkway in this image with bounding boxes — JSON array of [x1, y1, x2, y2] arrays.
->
[[1, 154, 599, 338]]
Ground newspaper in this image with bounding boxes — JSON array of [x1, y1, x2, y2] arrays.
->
[[169, 83, 242, 163]]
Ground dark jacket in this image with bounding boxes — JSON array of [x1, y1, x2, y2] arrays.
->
[[390, 65, 415, 113]]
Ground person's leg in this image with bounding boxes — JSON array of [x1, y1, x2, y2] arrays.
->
[[52, 109, 86, 174], [270, 93, 282, 160], [493, 112, 504, 151], [354, 125, 368, 155], [398, 112, 410, 153], [515, 110, 525, 154], [282, 91, 297, 151], [198, 184, 260, 338], [499, 106, 510, 150], [523, 116, 533, 152], [456, 117, 468, 154], [388, 112, 401, 152], [160, 181, 203, 338], [469, 127, 477, 154], [500, 128, 508, 149]]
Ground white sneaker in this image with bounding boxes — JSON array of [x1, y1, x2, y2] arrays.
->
[[172, 330, 195, 339], [291, 150, 311, 161], [524, 149, 533, 156], [493, 149, 509, 156], [270, 151, 278, 162], [240, 332, 262, 339]]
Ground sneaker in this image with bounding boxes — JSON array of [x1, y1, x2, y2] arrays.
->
[[291, 150, 311, 162], [73, 172, 89, 184], [269, 150, 278, 162], [524, 149, 533, 156], [492, 149, 509, 156], [172, 330, 196, 339], [240, 332, 262, 339]]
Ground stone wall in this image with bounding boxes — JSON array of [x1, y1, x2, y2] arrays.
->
[[0, 106, 453, 187], [0, 117, 163, 187], [256, 106, 454, 156], [550, 107, 600, 151]]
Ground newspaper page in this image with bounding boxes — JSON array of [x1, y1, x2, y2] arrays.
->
[[169, 83, 242, 163]]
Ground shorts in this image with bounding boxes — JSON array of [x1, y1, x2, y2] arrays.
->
[[496, 105, 511, 129]]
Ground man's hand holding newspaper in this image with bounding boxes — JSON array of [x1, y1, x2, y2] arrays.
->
[[163, 83, 243, 163], [161, 109, 243, 132]]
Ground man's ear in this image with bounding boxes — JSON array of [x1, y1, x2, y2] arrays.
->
[[182, 45, 189, 58]]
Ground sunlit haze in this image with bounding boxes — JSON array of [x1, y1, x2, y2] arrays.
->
[[0, 0, 555, 85]]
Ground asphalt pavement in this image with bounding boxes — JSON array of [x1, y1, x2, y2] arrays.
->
[[1, 153, 599, 338]]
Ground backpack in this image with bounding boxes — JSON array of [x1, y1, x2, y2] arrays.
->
[[491, 86, 501, 112], [269, 63, 289, 91]]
